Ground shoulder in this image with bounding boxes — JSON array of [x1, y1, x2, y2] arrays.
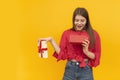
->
[[93, 29, 101, 39], [62, 29, 72, 35], [60, 29, 72, 39], [93, 29, 100, 36]]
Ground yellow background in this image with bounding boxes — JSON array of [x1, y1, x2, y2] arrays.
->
[[0, 0, 120, 80]]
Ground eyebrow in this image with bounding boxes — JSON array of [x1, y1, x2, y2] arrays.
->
[[75, 19, 85, 20]]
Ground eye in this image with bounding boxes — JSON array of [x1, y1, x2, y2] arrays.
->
[[75, 19, 79, 22], [81, 19, 85, 22]]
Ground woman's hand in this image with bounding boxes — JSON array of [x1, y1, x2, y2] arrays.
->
[[38, 37, 60, 54], [81, 39, 90, 53], [38, 37, 53, 47], [81, 39, 95, 59], [38, 37, 53, 42]]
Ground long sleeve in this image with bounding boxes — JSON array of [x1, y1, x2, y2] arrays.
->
[[89, 30, 101, 67]]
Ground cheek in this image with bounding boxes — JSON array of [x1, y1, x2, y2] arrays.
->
[[74, 21, 78, 25], [83, 22, 87, 26]]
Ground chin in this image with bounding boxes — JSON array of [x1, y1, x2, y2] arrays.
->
[[76, 28, 83, 31], [76, 29, 81, 31]]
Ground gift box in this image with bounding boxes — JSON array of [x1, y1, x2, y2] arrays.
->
[[69, 35, 89, 43], [38, 40, 48, 58]]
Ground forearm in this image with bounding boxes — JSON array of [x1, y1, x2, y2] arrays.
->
[[50, 37, 60, 54], [84, 50, 95, 59]]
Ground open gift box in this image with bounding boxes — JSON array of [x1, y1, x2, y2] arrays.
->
[[69, 35, 89, 44]]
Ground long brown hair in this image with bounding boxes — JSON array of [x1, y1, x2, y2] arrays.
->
[[71, 7, 95, 48]]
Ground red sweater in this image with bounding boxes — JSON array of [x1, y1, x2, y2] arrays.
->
[[53, 29, 101, 67]]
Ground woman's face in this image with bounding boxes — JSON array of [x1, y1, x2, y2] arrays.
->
[[74, 15, 87, 31]]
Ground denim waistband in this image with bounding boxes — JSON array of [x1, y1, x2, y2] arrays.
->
[[68, 59, 89, 66], [69, 61, 80, 66]]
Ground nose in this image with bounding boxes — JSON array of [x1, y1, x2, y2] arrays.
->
[[78, 21, 82, 25]]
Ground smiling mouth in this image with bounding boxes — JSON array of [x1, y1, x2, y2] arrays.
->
[[77, 26, 83, 28], [75, 25, 84, 31]]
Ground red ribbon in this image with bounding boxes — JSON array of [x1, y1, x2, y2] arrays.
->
[[38, 40, 47, 57]]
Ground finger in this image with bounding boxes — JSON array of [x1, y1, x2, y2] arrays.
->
[[38, 40, 40, 46], [38, 38, 46, 41], [84, 39, 89, 43], [38, 38, 43, 41], [38, 38, 44, 45], [81, 41, 89, 47], [81, 43, 86, 47], [81, 41, 88, 45]]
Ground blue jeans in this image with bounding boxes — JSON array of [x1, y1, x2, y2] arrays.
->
[[62, 61, 94, 80]]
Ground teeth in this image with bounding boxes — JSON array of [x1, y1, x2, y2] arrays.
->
[[78, 26, 82, 28]]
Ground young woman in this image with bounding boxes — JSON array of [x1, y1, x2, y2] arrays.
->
[[39, 7, 101, 80]]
